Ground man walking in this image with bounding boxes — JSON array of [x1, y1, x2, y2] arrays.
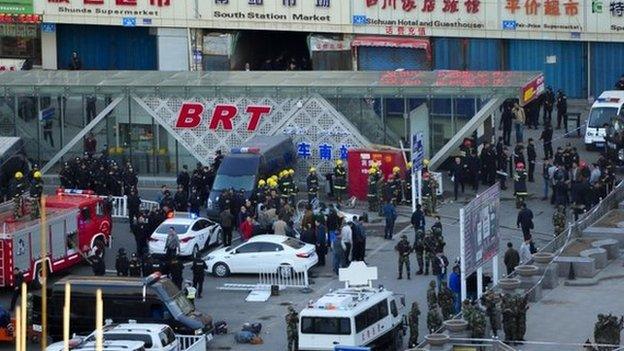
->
[[503, 242, 520, 275], [556, 90, 568, 132], [219, 206, 234, 246], [383, 200, 397, 240], [449, 157, 465, 201], [165, 227, 180, 260], [527, 138, 537, 182], [191, 252, 205, 298], [411, 204, 426, 233], [516, 203, 534, 241]]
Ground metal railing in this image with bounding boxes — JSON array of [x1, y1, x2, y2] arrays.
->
[[258, 265, 310, 289], [176, 334, 207, 350], [415, 180, 624, 349]]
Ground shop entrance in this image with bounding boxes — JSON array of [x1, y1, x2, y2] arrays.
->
[[232, 30, 311, 71]]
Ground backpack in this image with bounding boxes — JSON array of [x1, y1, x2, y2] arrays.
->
[[214, 321, 228, 335], [235, 331, 255, 343]]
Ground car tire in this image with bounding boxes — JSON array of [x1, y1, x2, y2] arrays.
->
[[278, 264, 294, 279], [213, 262, 230, 277]]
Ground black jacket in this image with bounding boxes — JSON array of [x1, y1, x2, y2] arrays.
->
[[517, 208, 534, 229]]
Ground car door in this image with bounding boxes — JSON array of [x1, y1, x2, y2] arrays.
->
[[257, 242, 285, 271], [232, 242, 263, 272], [193, 219, 210, 247]]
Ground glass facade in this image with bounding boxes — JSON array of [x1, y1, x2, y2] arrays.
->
[[0, 70, 538, 176]]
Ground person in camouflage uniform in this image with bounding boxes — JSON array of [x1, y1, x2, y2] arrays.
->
[[29, 171, 44, 220], [501, 293, 516, 342], [395, 235, 412, 279], [421, 172, 433, 215], [514, 295, 529, 342], [408, 301, 421, 347], [426, 280, 438, 309], [285, 305, 299, 351], [427, 303, 443, 333], [553, 205, 566, 237], [413, 229, 425, 275], [437, 286, 455, 320], [462, 300, 487, 339], [429, 175, 439, 214], [481, 289, 502, 337], [367, 167, 379, 212], [423, 230, 438, 275], [594, 313, 624, 350]]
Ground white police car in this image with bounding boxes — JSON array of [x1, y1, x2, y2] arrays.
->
[[149, 213, 221, 257]]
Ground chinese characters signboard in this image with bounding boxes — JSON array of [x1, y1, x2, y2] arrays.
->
[[35, 0, 624, 41], [1, 0, 34, 14]]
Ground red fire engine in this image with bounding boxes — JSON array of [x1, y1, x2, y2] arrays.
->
[[0, 189, 112, 287]]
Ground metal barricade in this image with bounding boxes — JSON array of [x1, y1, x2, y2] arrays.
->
[[258, 265, 310, 289]]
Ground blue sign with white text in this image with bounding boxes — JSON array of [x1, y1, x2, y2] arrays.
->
[[352, 15, 367, 25], [41, 23, 56, 33], [411, 132, 424, 171], [122, 17, 136, 27], [502, 20, 517, 30]]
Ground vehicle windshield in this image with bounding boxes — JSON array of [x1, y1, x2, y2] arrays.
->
[[85, 333, 153, 348], [212, 174, 255, 192], [212, 156, 260, 191], [588, 107, 618, 128], [282, 237, 305, 249], [161, 280, 194, 315], [154, 224, 189, 235]]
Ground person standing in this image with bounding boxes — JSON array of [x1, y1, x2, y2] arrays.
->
[[449, 157, 465, 201], [69, 51, 82, 70], [219, 207, 234, 246], [432, 250, 449, 290], [411, 204, 426, 233], [503, 242, 520, 275], [10, 268, 23, 311], [84, 132, 97, 155], [556, 90, 568, 132], [543, 87, 555, 125], [519, 238, 533, 264], [315, 218, 327, 266], [448, 265, 461, 314], [395, 235, 412, 280], [240, 215, 254, 242], [341, 218, 353, 266], [333, 160, 347, 205], [126, 189, 141, 224], [331, 229, 345, 275], [90, 249, 106, 276], [413, 230, 425, 275], [169, 257, 183, 289], [285, 306, 299, 351], [512, 102, 526, 144], [383, 200, 397, 240], [500, 102, 513, 146], [191, 252, 205, 298], [527, 138, 537, 182], [516, 203, 534, 241], [177, 165, 190, 193], [306, 167, 319, 203], [165, 227, 180, 260], [115, 248, 129, 276], [407, 302, 421, 348], [128, 253, 142, 277]]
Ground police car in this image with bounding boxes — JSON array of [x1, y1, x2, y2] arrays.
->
[[298, 262, 406, 351], [585, 91, 624, 150], [149, 213, 222, 257]]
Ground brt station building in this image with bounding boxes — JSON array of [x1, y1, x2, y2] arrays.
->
[[0, 70, 543, 179]]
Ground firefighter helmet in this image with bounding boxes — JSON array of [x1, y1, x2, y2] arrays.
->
[[423, 159, 430, 166], [258, 179, 266, 187], [33, 171, 42, 179], [335, 160, 343, 166], [369, 167, 376, 174], [407, 162, 412, 169], [288, 169, 295, 175], [14, 172, 23, 180], [392, 166, 400, 173]]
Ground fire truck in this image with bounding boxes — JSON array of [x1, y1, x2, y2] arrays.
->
[[0, 189, 112, 287]]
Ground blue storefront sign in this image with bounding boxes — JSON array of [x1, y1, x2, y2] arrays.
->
[[352, 15, 367, 25], [502, 20, 517, 30], [122, 17, 136, 27], [41, 23, 56, 33], [411, 132, 424, 171]]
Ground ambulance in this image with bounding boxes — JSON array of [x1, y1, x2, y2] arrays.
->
[[585, 91, 624, 150], [298, 262, 406, 351]]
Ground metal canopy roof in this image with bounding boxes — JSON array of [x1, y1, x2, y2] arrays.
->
[[0, 70, 542, 97]]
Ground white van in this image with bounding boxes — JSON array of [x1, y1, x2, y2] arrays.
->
[[298, 262, 406, 351], [585, 91, 624, 149]]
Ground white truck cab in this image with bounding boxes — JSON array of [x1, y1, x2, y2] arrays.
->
[[298, 262, 406, 351], [585, 91, 624, 149]]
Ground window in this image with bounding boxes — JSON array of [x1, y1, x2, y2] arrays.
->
[[355, 300, 389, 333], [192, 220, 208, 231], [390, 300, 398, 318], [236, 243, 262, 253], [95, 203, 103, 216], [86, 333, 152, 348], [155, 224, 189, 235], [282, 237, 305, 249], [259, 243, 283, 252], [80, 208, 91, 221], [300, 317, 351, 335], [588, 107, 618, 128]]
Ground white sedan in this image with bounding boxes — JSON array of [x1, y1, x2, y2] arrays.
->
[[205, 235, 318, 278], [149, 214, 221, 257]]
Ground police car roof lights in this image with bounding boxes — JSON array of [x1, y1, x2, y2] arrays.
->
[[144, 272, 162, 286], [56, 188, 95, 196], [597, 97, 621, 103], [230, 147, 260, 154]]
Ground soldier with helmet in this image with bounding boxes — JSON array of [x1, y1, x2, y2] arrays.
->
[[553, 205, 566, 236], [428, 173, 439, 215], [333, 160, 347, 204], [514, 162, 528, 208], [395, 234, 412, 279], [306, 167, 319, 203], [30, 171, 44, 219], [285, 305, 299, 351]]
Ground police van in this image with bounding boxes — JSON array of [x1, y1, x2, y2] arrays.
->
[[585, 91, 624, 150], [298, 262, 406, 351]]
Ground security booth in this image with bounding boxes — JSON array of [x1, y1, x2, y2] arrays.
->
[[0, 70, 543, 181]]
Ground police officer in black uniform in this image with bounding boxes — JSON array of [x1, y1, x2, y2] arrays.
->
[[115, 248, 129, 276], [129, 253, 142, 277], [306, 167, 319, 203], [169, 258, 183, 289], [191, 253, 206, 298]]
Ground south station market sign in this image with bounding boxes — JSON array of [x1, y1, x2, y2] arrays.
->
[[35, 0, 624, 41]]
